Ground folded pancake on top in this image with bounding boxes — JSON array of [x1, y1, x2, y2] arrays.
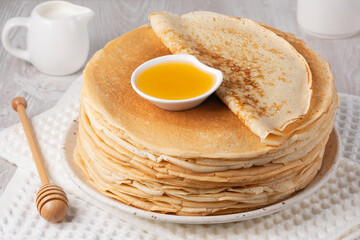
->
[[149, 11, 313, 144]]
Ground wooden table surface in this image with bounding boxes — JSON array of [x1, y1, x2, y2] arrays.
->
[[0, 0, 359, 196]]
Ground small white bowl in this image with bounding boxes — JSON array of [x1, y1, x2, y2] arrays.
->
[[131, 54, 223, 111]]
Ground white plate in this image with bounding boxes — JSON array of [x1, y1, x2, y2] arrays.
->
[[62, 123, 341, 224]]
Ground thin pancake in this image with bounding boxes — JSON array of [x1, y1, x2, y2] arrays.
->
[[149, 11, 313, 142], [83, 25, 335, 157]]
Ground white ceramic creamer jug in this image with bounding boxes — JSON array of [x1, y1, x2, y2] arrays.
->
[[2, 1, 94, 76]]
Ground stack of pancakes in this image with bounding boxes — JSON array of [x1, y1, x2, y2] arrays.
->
[[73, 12, 338, 216]]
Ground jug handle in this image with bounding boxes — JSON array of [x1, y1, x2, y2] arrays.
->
[[2, 17, 30, 62]]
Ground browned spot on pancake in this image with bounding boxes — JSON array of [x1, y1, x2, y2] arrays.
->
[[187, 40, 271, 118]]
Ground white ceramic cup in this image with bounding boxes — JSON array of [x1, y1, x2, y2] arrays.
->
[[297, 0, 360, 39], [2, 1, 94, 76]]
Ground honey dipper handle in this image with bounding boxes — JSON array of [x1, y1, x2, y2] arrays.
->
[[12, 97, 50, 185]]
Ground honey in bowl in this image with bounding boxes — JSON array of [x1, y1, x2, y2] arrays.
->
[[135, 62, 215, 100], [131, 54, 223, 111]]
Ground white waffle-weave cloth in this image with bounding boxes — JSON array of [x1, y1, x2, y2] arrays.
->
[[0, 77, 359, 240]]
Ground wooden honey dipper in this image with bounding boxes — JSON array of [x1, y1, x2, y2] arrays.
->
[[12, 97, 69, 223]]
